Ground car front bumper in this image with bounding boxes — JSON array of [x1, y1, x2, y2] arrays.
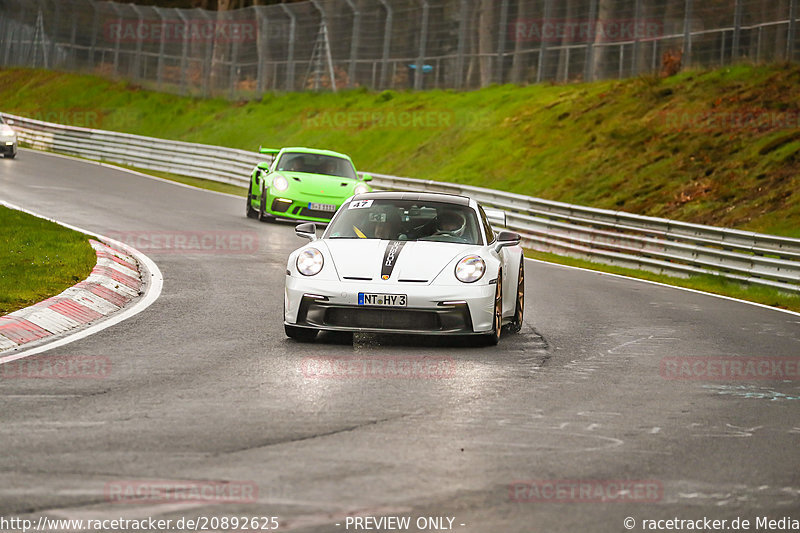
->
[[284, 276, 496, 334], [1, 140, 16, 154], [266, 191, 344, 222]]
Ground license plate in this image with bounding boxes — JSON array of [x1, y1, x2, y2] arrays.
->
[[358, 292, 407, 307], [309, 202, 337, 212]]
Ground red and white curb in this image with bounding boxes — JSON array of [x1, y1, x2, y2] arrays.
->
[[0, 201, 163, 363], [0, 240, 142, 352]]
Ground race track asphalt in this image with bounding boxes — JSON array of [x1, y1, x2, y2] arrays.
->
[[1, 150, 798, 532]]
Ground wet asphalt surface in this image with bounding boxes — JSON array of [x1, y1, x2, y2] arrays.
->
[[0, 150, 798, 532]]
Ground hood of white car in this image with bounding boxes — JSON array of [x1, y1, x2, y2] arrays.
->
[[321, 239, 483, 282]]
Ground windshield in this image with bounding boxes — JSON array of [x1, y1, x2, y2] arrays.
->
[[275, 152, 357, 179], [326, 199, 483, 245]]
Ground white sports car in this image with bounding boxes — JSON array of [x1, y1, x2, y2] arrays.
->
[[284, 192, 525, 345]]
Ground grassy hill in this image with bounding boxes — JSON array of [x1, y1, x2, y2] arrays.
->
[[0, 64, 798, 237]]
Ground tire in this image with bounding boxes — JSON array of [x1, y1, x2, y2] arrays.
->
[[285, 324, 318, 342], [482, 271, 502, 346], [258, 185, 276, 222], [245, 190, 258, 219], [507, 258, 524, 333]]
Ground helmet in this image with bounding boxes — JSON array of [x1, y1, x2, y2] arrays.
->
[[437, 209, 466, 236]]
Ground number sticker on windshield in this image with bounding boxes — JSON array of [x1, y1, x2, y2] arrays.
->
[[349, 200, 373, 209]]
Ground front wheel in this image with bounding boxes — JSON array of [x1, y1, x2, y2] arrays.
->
[[506, 258, 524, 333], [285, 324, 318, 342], [481, 271, 502, 346], [246, 192, 258, 219], [259, 185, 276, 222]]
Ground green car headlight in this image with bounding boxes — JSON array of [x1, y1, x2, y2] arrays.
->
[[455, 255, 485, 283], [273, 175, 289, 191], [353, 183, 370, 195], [296, 248, 324, 276]]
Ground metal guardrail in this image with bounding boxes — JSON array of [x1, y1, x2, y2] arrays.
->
[[4, 111, 799, 293]]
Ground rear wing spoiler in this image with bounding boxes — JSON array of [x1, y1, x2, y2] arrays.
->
[[259, 146, 280, 156], [484, 207, 507, 228]]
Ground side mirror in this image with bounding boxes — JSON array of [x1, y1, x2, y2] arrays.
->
[[361, 174, 373, 182], [295, 222, 317, 241], [495, 230, 521, 251]]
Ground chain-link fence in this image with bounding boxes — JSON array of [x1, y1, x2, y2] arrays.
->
[[1, 0, 798, 98]]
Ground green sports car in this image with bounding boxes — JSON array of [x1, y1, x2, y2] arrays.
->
[[246, 147, 372, 223]]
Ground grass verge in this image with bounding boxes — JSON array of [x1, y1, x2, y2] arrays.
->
[[525, 250, 800, 313], [0, 205, 97, 315]]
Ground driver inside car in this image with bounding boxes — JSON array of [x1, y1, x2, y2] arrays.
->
[[433, 209, 467, 238]]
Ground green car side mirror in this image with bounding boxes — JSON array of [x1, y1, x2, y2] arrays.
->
[[361, 174, 373, 182]]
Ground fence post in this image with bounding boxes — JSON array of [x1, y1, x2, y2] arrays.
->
[[110, 2, 123, 76], [378, 0, 393, 89], [69, 6, 78, 70], [130, 4, 145, 79], [788, 0, 798, 61], [344, 0, 360, 88], [455, 0, 468, 88], [176, 9, 190, 95], [414, 0, 429, 90], [89, 0, 99, 67], [255, 6, 268, 94], [199, 8, 213, 98], [537, 0, 553, 83], [683, 0, 693, 67], [496, 0, 509, 84], [583, 0, 598, 82], [229, 10, 240, 99], [153, 7, 167, 89], [280, 3, 296, 91], [632, 0, 642, 76], [732, 0, 742, 63]]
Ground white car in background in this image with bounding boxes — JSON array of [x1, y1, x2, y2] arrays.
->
[[0, 116, 17, 159], [284, 191, 525, 345]]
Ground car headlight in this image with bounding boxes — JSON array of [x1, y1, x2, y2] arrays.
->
[[353, 183, 370, 195], [296, 248, 324, 276], [272, 175, 289, 191], [454, 255, 485, 283], [0, 126, 14, 138]]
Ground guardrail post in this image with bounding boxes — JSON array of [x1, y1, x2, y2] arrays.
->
[[414, 0, 429, 90], [280, 3, 296, 92], [788, 0, 798, 61], [343, 0, 360, 88], [495, 0, 509, 84], [683, 0, 693, 67], [378, 0, 393, 89]]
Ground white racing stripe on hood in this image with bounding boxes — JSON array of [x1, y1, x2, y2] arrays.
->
[[323, 239, 483, 282]]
